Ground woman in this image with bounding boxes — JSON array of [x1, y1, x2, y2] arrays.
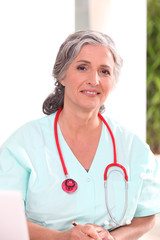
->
[[0, 30, 160, 240]]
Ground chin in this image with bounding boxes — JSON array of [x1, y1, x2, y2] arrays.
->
[[79, 104, 100, 112]]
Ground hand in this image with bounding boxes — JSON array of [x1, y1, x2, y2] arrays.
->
[[58, 223, 102, 240], [84, 223, 115, 240]]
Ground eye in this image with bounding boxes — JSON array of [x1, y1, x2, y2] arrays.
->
[[101, 69, 110, 75], [77, 65, 87, 71]]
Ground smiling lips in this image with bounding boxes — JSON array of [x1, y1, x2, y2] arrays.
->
[[80, 90, 100, 96]]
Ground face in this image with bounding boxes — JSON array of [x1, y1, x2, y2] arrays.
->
[[61, 44, 115, 113]]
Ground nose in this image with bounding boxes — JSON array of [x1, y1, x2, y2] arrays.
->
[[87, 71, 100, 86]]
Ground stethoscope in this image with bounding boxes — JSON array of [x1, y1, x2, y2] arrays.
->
[[54, 107, 129, 227]]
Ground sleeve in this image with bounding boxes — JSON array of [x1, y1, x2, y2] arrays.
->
[[0, 146, 30, 203], [134, 151, 160, 217]]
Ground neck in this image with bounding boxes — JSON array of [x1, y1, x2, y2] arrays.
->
[[58, 106, 101, 135]]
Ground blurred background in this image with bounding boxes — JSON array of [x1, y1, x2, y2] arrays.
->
[[147, 0, 160, 156], [0, 0, 159, 238]]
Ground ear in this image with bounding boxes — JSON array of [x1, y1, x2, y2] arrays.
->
[[60, 76, 66, 87], [60, 79, 65, 87]]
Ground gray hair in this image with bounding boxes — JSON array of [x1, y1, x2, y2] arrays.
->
[[43, 30, 123, 115]]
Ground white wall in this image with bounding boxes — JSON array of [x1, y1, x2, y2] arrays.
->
[[0, 0, 75, 145], [89, 0, 147, 140], [0, 0, 147, 144]]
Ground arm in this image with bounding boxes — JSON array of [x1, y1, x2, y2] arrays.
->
[[27, 220, 59, 240], [27, 216, 155, 240], [27, 220, 103, 240], [110, 215, 156, 240]]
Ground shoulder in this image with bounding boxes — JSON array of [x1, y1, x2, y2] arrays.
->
[[102, 114, 138, 140], [0, 113, 58, 172], [101, 114, 150, 156], [101, 115, 158, 178], [1, 113, 57, 149]]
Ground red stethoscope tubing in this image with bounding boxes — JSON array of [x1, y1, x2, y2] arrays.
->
[[54, 108, 128, 182], [98, 113, 128, 182], [54, 107, 68, 176]]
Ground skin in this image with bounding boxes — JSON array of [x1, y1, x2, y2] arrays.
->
[[59, 45, 115, 169], [27, 44, 156, 239], [27, 216, 155, 240], [61, 44, 115, 116]]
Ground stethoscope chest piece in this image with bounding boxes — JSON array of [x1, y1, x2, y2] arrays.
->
[[62, 178, 78, 193]]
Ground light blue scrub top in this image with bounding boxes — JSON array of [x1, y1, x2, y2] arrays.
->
[[0, 112, 160, 231]]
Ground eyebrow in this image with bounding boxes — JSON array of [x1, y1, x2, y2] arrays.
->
[[76, 60, 90, 64], [76, 60, 112, 69]]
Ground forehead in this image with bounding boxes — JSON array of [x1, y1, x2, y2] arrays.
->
[[74, 44, 114, 63]]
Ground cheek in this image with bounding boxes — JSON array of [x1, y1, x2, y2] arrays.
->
[[63, 78, 78, 95], [103, 80, 114, 93], [67, 75, 82, 89], [61, 76, 72, 88], [67, 80, 77, 90]]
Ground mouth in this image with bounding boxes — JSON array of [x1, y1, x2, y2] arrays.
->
[[80, 90, 100, 96]]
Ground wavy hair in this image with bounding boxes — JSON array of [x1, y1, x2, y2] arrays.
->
[[43, 30, 123, 115]]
